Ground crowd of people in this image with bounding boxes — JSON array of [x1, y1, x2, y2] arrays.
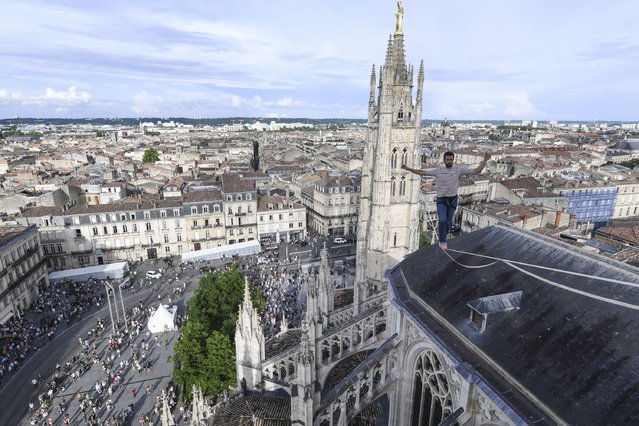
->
[[19, 254, 207, 425], [0, 278, 106, 387], [11, 236, 355, 425]]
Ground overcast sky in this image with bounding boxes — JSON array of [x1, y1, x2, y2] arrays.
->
[[1, 0, 638, 120]]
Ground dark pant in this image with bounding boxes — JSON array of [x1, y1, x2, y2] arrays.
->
[[436, 196, 458, 243]]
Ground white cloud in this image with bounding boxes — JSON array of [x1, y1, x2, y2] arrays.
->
[[501, 92, 538, 118], [246, 95, 305, 110], [0, 87, 91, 111], [230, 95, 243, 108], [131, 91, 164, 115]]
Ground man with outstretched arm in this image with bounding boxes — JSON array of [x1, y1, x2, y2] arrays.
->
[[402, 151, 491, 250]]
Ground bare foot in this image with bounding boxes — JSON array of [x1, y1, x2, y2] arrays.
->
[[439, 242, 448, 250]]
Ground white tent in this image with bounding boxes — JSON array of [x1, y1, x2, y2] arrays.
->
[[147, 304, 177, 333], [48, 262, 129, 283], [180, 239, 261, 263]]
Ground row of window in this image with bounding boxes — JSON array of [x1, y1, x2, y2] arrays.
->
[[315, 185, 360, 193], [391, 176, 407, 196], [72, 203, 255, 226], [225, 193, 253, 202], [391, 147, 409, 169], [1, 237, 38, 270], [43, 244, 64, 254], [259, 213, 302, 221]]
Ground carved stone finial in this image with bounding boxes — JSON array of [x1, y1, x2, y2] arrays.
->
[[395, 1, 404, 35]]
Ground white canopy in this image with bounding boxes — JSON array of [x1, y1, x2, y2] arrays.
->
[[180, 239, 261, 263], [147, 304, 177, 333], [48, 262, 129, 283]]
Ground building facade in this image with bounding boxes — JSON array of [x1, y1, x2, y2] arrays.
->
[[0, 226, 48, 324], [221, 173, 258, 245], [301, 173, 360, 237], [257, 195, 306, 243]]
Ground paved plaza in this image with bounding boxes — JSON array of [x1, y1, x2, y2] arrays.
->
[[0, 240, 356, 425]]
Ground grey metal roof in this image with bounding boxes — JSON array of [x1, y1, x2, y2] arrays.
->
[[390, 225, 639, 425]]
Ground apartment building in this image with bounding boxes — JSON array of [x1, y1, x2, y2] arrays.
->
[[0, 225, 48, 324], [460, 202, 571, 233], [300, 173, 360, 236], [19, 199, 185, 267], [183, 190, 226, 251], [257, 195, 306, 243], [221, 173, 258, 245]]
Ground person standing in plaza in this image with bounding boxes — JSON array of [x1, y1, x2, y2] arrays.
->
[[402, 151, 491, 249]]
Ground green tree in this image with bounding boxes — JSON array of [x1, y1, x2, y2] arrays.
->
[[142, 147, 160, 163], [172, 321, 208, 399], [419, 225, 431, 248], [202, 332, 237, 395], [620, 158, 639, 169], [188, 265, 264, 339], [172, 265, 264, 398]]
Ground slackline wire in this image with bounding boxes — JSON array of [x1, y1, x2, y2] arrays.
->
[[444, 247, 639, 289], [439, 246, 639, 310], [503, 260, 639, 312]]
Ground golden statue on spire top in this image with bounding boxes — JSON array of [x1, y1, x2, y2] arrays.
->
[[395, 1, 404, 35]]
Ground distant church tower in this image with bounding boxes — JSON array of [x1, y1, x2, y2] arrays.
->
[[355, 1, 424, 312], [250, 141, 260, 171]]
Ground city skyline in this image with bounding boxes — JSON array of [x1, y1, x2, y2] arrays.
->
[[1, 0, 638, 121]]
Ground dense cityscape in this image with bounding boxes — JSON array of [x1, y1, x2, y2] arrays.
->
[[2, 1, 639, 426]]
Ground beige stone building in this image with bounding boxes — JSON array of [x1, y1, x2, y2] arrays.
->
[[183, 190, 226, 251], [221, 173, 258, 245], [0, 225, 48, 324], [256, 195, 306, 243], [300, 173, 360, 237]]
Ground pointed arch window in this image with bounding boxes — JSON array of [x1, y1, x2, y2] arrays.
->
[[391, 177, 396, 196], [398, 106, 404, 123], [391, 148, 398, 169], [410, 350, 453, 426], [400, 176, 406, 196], [402, 148, 408, 166], [393, 233, 397, 247]]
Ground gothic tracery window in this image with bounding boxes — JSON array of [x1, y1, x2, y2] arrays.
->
[[400, 176, 406, 196], [411, 350, 453, 426], [391, 148, 398, 169], [398, 106, 404, 123], [402, 147, 408, 166], [391, 177, 396, 196]]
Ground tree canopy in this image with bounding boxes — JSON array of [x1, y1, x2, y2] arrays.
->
[[172, 264, 265, 399], [619, 158, 639, 169], [419, 224, 431, 248], [142, 147, 160, 163]]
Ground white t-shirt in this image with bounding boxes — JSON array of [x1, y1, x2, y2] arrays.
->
[[424, 166, 474, 197]]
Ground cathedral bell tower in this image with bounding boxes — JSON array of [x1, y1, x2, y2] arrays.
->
[[355, 1, 423, 312]]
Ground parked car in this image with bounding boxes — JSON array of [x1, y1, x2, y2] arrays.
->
[[256, 256, 269, 265], [146, 270, 162, 279], [265, 244, 279, 251], [333, 237, 348, 244]]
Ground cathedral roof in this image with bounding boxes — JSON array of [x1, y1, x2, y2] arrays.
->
[[207, 394, 290, 425], [321, 350, 375, 398], [333, 289, 354, 310], [390, 225, 639, 425], [264, 329, 302, 361]]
